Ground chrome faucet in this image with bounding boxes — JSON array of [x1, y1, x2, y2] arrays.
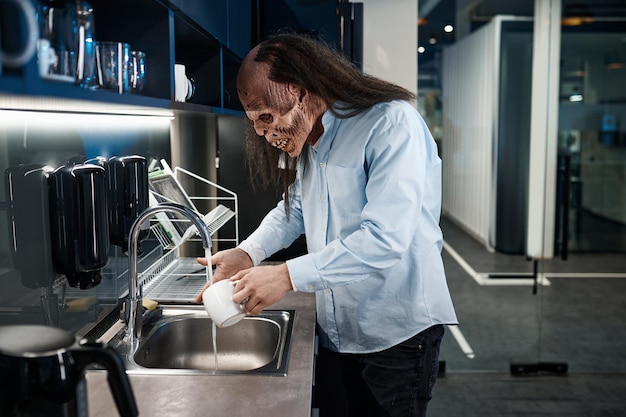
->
[[125, 202, 212, 348]]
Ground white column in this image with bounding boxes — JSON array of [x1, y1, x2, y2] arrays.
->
[[526, 0, 561, 259], [359, 0, 417, 96]]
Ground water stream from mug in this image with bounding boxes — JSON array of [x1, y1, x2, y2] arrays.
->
[[205, 248, 219, 373]]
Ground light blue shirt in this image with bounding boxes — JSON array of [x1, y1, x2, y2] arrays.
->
[[241, 100, 458, 353]]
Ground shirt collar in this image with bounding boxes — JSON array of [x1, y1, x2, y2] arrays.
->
[[314, 103, 345, 153]]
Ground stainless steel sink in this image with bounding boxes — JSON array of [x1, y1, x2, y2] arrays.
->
[[109, 306, 295, 376]]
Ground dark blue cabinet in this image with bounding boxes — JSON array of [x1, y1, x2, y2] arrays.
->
[[0, 0, 247, 112], [165, 0, 250, 59]]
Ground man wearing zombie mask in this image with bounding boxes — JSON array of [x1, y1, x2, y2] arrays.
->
[[196, 33, 457, 417]]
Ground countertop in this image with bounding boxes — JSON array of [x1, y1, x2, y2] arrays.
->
[[85, 291, 317, 417]]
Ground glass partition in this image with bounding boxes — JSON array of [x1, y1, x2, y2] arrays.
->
[[435, 12, 543, 373], [538, 0, 626, 373], [430, 0, 626, 375]]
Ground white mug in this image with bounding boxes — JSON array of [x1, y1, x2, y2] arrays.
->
[[202, 280, 246, 328], [174, 63, 195, 102], [0, 0, 38, 71]]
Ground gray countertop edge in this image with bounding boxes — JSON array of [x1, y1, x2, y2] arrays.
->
[[86, 291, 317, 417]]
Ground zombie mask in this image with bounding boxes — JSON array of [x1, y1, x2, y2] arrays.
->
[[236, 53, 326, 158]]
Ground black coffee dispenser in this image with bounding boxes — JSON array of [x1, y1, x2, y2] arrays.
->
[[0, 324, 138, 417], [48, 163, 109, 289], [104, 155, 149, 255], [5, 164, 56, 289]]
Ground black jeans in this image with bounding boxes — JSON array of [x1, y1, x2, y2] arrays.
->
[[315, 324, 445, 417]]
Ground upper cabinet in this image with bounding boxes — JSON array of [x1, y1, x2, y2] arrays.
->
[[0, 0, 249, 113], [165, 0, 251, 59]]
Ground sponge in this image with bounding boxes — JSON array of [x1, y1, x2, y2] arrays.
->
[[66, 295, 97, 312], [142, 298, 158, 312]]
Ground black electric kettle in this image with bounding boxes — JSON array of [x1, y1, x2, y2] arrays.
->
[[0, 324, 138, 417]]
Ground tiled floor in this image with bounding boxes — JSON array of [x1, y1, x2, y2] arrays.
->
[[432, 216, 626, 416], [429, 372, 626, 417]]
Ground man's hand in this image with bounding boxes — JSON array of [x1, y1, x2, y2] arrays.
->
[[230, 263, 293, 315], [194, 248, 253, 303]]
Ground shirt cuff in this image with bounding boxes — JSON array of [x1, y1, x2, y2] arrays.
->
[[237, 239, 267, 266], [286, 255, 325, 293], [238, 239, 299, 292]]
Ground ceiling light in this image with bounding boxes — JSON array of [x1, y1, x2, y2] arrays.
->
[[605, 53, 625, 70], [418, 46, 426, 54], [606, 62, 625, 70], [444, 24, 454, 33], [562, 4, 593, 26], [561, 16, 594, 26], [569, 89, 583, 102]]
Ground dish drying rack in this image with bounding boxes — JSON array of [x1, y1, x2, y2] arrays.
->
[[148, 160, 239, 250], [58, 243, 212, 305], [58, 161, 239, 304], [140, 160, 239, 302], [138, 245, 211, 303]]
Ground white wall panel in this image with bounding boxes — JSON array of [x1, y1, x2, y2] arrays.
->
[[360, 0, 417, 95], [441, 20, 498, 247]]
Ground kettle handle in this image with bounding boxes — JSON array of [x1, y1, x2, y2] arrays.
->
[[72, 342, 139, 417]]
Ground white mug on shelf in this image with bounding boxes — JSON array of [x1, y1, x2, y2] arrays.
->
[[36, 39, 56, 79], [174, 63, 195, 102], [0, 0, 38, 72]]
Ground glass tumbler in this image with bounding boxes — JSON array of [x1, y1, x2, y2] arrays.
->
[[130, 50, 146, 94], [96, 41, 131, 94]]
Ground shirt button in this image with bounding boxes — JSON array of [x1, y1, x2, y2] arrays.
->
[[319, 162, 326, 168], [307, 285, 314, 291], [320, 194, 326, 201]]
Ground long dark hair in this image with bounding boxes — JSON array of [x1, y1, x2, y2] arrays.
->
[[243, 32, 416, 210]]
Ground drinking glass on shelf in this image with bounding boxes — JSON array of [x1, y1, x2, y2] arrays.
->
[[131, 50, 146, 94], [96, 41, 131, 94]]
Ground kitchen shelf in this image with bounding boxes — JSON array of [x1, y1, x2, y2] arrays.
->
[[0, 0, 246, 114]]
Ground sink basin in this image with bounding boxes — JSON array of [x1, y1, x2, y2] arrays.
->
[[110, 306, 295, 376]]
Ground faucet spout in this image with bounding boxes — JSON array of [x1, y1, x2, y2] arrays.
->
[[126, 202, 212, 348]]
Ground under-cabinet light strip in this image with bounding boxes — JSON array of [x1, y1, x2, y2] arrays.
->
[[0, 109, 174, 129], [0, 95, 175, 118]]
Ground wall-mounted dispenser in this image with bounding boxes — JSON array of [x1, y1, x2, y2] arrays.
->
[[48, 162, 109, 289], [104, 155, 149, 255], [5, 164, 56, 289]]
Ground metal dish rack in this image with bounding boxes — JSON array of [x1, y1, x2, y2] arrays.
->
[[58, 163, 239, 304], [138, 245, 210, 303], [140, 163, 239, 302], [148, 162, 239, 251]]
